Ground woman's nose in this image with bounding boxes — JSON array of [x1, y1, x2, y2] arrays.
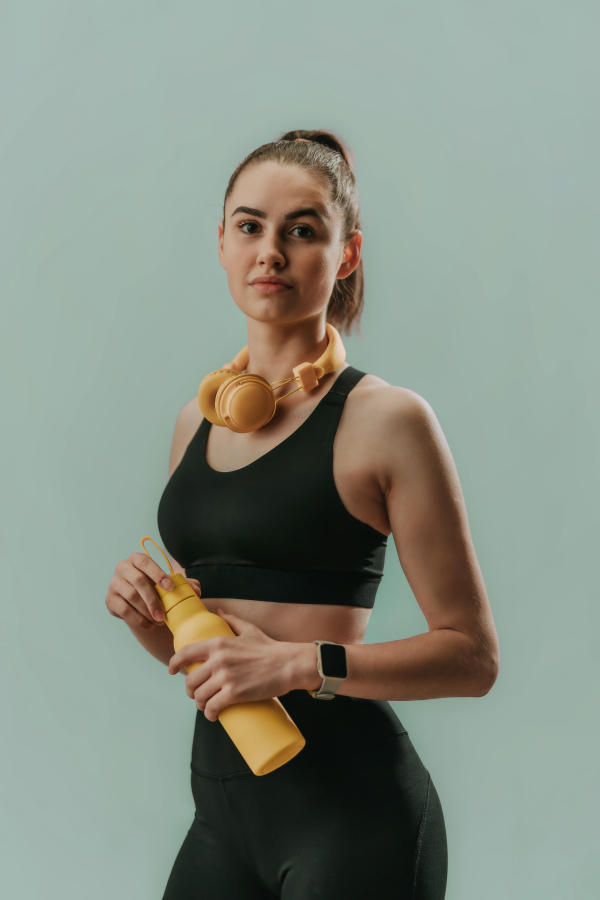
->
[[256, 235, 285, 267]]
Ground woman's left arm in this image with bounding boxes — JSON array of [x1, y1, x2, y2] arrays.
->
[[294, 388, 500, 701]]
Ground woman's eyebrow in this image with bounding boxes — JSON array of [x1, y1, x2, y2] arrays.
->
[[230, 205, 329, 222]]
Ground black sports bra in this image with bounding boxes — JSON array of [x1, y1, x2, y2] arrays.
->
[[157, 365, 388, 609]]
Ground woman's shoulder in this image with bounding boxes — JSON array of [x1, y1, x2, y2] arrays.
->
[[168, 397, 204, 477], [351, 369, 433, 425], [345, 369, 448, 498]]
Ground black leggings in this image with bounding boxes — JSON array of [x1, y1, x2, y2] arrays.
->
[[161, 690, 447, 899]]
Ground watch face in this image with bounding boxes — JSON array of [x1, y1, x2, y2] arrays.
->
[[320, 643, 347, 679]]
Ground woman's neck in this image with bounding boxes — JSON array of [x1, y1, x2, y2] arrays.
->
[[243, 319, 329, 385]]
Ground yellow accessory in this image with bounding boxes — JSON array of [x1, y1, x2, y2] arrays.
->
[[140, 536, 306, 776], [197, 322, 346, 433]]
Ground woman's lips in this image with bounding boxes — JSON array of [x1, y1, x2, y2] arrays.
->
[[250, 282, 292, 293]]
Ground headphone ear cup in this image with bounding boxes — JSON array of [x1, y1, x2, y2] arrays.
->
[[216, 374, 276, 433], [198, 369, 242, 426]]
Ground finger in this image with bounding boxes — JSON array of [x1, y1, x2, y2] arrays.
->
[[169, 639, 214, 674], [204, 684, 234, 722], [106, 595, 155, 630], [130, 553, 173, 621], [119, 553, 171, 595], [194, 682, 214, 711], [216, 610, 259, 636], [110, 579, 158, 629], [185, 664, 210, 698], [132, 551, 174, 591], [190, 672, 219, 715]]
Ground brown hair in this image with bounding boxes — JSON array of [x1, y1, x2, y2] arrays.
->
[[222, 129, 364, 337]]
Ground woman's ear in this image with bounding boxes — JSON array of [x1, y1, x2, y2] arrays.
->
[[217, 220, 226, 270], [337, 229, 362, 280]]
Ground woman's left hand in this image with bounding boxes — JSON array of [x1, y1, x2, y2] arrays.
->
[[168, 610, 301, 721]]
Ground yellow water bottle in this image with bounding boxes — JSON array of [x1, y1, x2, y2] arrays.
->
[[140, 537, 306, 776]]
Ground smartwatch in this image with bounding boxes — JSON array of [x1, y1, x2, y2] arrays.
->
[[308, 640, 348, 699]]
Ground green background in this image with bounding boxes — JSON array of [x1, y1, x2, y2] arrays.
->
[[1, 2, 597, 897]]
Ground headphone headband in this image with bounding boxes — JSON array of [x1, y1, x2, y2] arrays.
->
[[226, 323, 345, 380]]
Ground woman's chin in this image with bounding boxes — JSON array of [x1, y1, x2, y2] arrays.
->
[[233, 298, 301, 324]]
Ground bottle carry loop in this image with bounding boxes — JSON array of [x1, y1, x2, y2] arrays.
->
[[141, 535, 175, 576]]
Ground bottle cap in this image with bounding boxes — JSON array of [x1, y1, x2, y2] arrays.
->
[[152, 572, 188, 600], [155, 573, 197, 613]]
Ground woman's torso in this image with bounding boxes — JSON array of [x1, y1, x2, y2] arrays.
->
[[160, 363, 397, 646]]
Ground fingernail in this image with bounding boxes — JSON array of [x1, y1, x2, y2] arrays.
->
[[154, 609, 164, 621], [161, 578, 172, 589]]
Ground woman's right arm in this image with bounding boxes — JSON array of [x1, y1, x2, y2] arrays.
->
[[106, 397, 204, 670]]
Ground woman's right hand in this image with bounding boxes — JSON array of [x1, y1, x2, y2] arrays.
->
[[105, 552, 202, 630]]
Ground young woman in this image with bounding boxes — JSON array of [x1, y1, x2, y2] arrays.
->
[[106, 130, 499, 898]]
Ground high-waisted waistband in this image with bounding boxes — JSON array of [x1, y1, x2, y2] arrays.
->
[[190, 689, 408, 779]]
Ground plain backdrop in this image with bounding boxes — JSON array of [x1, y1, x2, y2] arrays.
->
[[1, 2, 597, 898]]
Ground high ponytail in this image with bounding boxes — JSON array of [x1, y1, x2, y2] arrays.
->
[[222, 129, 364, 338]]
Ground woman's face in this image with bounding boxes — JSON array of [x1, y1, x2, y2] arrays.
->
[[218, 161, 361, 327]]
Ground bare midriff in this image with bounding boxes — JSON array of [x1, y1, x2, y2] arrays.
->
[[199, 594, 373, 645]]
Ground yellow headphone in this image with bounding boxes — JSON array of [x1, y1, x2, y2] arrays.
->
[[197, 323, 347, 433]]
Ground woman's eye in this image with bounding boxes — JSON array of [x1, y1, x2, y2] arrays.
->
[[290, 224, 314, 238]]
